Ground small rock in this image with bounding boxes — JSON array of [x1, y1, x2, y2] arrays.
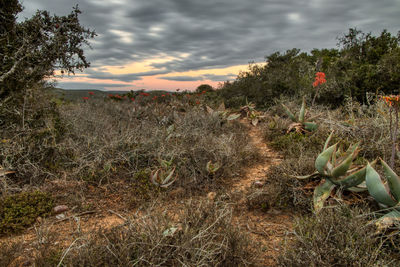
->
[[53, 205, 69, 214], [253, 180, 264, 188], [56, 213, 66, 220], [207, 191, 217, 201]]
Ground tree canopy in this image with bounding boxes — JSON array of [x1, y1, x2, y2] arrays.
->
[[0, 0, 96, 100]]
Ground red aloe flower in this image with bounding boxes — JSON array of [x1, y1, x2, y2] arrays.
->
[[161, 94, 165, 97], [82, 97, 89, 101], [88, 91, 94, 95], [312, 71, 327, 106], [131, 97, 135, 101]]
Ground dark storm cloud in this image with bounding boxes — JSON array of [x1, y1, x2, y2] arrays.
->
[[23, 0, 400, 84], [159, 74, 235, 82], [56, 82, 131, 90]]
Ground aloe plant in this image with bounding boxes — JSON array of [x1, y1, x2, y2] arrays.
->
[[240, 99, 265, 126], [281, 97, 318, 133], [296, 132, 371, 212], [205, 103, 240, 121], [150, 167, 176, 188], [366, 159, 400, 223]]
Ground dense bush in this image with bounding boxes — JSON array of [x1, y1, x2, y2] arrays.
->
[[0, 191, 53, 235], [218, 28, 400, 109]]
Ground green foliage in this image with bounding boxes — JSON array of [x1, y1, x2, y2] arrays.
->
[[0, 0, 96, 100], [218, 48, 314, 108], [218, 28, 400, 108], [281, 97, 318, 133], [195, 84, 214, 93], [0, 191, 53, 235]]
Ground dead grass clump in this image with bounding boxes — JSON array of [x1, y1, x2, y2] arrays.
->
[[278, 205, 399, 266], [246, 159, 314, 213], [44, 200, 255, 266]]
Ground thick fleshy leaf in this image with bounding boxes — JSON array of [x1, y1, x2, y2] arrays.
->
[[313, 179, 335, 213], [347, 186, 368, 192], [281, 103, 297, 122], [323, 131, 334, 151], [365, 164, 398, 207], [227, 113, 241, 121], [217, 102, 226, 111], [340, 142, 360, 161], [331, 151, 355, 179], [331, 165, 366, 188], [381, 159, 400, 202], [304, 122, 318, 132], [315, 143, 337, 174], [162, 167, 176, 184], [375, 210, 400, 231], [206, 105, 214, 114], [292, 171, 319, 179], [298, 97, 306, 123], [332, 159, 377, 188]]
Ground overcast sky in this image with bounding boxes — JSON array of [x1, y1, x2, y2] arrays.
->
[[20, 0, 400, 91]]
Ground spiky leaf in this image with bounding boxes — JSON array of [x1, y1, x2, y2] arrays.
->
[[315, 143, 337, 174], [381, 159, 400, 202], [323, 131, 334, 151], [313, 179, 335, 213], [330, 146, 359, 179], [304, 122, 318, 132], [293, 171, 319, 179], [298, 97, 306, 123], [227, 113, 241, 121], [366, 164, 398, 207], [281, 103, 296, 122]]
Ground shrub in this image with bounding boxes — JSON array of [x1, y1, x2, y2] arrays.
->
[[0, 191, 53, 235], [278, 205, 399, 266]]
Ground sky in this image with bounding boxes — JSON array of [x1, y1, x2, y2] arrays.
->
[[20, 0, 400, 91]]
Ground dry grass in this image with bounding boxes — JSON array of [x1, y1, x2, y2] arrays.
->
[[4, 200, 256, 266], [278, 205, 399, 267], [1, 91, 257, 195]]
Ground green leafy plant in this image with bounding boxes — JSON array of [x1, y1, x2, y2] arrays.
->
[[206, 161, 221, 174], [281, 97, 318, 134], [296, 132, 371, 212], [240, 99, 265, 126], [366, 159, 400, 224], [150, 159, 177, 188]]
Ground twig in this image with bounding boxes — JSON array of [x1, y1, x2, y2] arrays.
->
[[54, 210, 96, 223], [108, 209, 128, 221]]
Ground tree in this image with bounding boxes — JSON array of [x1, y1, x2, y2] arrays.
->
[[195, 84, 214, 93], [0, 0, 96, 100]]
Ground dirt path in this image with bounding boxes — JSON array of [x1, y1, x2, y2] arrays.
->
[[230, 120, 292, 266]]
